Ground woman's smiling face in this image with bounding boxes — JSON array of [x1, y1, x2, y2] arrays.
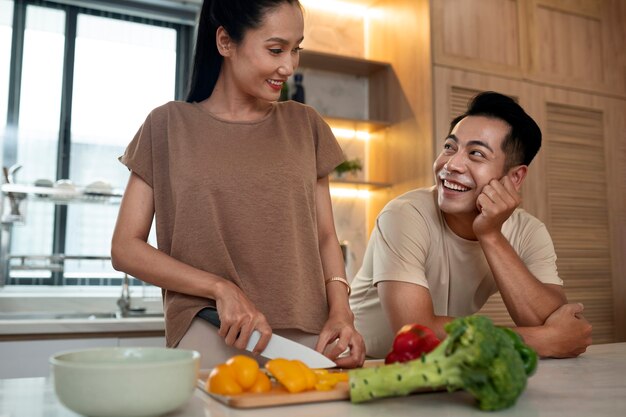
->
[[222, 2, 304, 103], [433, 115, 512, 216]]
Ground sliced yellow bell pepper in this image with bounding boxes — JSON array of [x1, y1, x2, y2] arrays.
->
[[292, 360, 318, 390], [265, 359, 309, 393], [315, 371, 349, 391], [266, 359, 349, 393]]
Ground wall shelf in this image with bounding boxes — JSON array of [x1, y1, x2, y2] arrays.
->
[[298, 50, 394, 194], [324, 116, 389, 133], [300, 50, 390, 76], [1, 184, 123, 205]]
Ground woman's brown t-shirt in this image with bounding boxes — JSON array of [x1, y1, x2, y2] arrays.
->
[[120, 100, 344, 347]]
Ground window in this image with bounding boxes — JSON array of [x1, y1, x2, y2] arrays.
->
[[1, 1, 191, 286], [64, 14, 177, 282], [10, 5, 64, 283]]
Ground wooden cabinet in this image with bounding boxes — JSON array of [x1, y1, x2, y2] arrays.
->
[[431, 0, 626, 97]]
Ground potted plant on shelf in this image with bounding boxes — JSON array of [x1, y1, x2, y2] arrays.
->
[[333, 157, 363, 179]]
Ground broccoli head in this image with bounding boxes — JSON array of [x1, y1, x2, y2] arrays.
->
[[349, 315, 537, 411]]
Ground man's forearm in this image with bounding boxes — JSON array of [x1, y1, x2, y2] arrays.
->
[[514, 303, 592, 358], [479, 232, 565, 326], [515, 326, 553, 357]]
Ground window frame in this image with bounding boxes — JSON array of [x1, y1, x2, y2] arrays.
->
[[2, 0, 194, 285]]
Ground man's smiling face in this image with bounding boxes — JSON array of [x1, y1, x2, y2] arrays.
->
[[433, 115, 511, 216]]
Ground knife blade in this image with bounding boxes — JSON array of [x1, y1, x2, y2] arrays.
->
[[197, 308, 336, 369]]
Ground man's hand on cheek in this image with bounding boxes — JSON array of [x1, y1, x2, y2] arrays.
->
[[473, 176, 522, 238]]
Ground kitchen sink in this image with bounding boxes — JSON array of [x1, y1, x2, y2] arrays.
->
[[0, 311, 164, 320], [121, 311, 164, 318]]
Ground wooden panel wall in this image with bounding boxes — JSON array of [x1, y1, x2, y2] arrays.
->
[[301, 6, 365, 58], [433, 0, 525, 76], [432, 0, 626, 97], [529, 2, 605, 90]]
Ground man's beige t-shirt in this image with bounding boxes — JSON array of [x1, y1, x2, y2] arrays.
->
[[120, 100, 344, 348], [349, 186, 562, 358]]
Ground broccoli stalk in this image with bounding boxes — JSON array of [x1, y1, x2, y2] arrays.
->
[[349, 316, 537, 411]]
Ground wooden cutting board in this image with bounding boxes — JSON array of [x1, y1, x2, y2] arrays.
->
[[197, 369, 350, 409]]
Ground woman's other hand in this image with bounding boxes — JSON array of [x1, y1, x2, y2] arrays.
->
[[316, 308, 365, 368]]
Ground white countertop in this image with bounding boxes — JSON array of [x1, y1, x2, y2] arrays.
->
[[1, 343, 625, 417], [0, 316, 165, 336]]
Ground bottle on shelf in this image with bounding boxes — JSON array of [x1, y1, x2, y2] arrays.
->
[[279, 81, 289, 102], [291, 73, 305, 103]]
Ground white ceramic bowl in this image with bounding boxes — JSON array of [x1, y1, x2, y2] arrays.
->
[[50, 347, 200, 417]]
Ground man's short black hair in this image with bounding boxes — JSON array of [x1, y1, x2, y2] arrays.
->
[[449, 91, 542, 169]]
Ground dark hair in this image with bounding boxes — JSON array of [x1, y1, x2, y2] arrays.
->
[[449, 91, 542, 169], [186, 0, 302, 103]]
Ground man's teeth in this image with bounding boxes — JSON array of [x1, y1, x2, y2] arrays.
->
[[268, 80, 283, 86], [443, 180, 470, 192]]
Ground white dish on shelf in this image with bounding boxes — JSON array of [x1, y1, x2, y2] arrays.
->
[[33, 179, 54, 197], [53, 179, 75, 190], [85, 180, 113, 195], [33, 178, 53, 188], [53, 179, 78, 200]]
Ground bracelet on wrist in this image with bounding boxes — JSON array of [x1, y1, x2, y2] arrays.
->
[[325, 276, 351, 295]]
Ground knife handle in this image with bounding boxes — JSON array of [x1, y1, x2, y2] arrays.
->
[[197, 308, 221, 327], [197, 307, 261, 352]]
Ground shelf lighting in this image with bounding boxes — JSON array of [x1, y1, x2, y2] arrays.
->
[[332, 127, 371, 141], [300, 0, 368, 17], [330, 187, 370, 199]]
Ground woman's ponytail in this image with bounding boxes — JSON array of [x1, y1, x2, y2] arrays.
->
[[186, 0, 221, 103]]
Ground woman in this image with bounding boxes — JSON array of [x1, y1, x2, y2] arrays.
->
[[111, 0, 365, 369]]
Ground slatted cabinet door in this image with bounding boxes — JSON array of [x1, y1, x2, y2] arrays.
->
[[544, 104, 614, 343]]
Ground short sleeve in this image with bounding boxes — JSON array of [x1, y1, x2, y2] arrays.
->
[[371, 203, 432, 289], [306, 107, 344, 178], [518, 221, 563, 286], [119, 112, 154, 187]]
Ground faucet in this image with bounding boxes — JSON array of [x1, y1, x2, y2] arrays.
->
[[6, 164, 22, 185], [117, 274, 146, 317], [2, 164, 26, 218], [1, 165, 26, 287], [117, 274, 131, 317]]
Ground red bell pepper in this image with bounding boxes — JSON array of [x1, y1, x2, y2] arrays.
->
[[385, 323, 441, 364]]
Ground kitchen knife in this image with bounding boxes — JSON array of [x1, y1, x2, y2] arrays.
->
[[197, 308, 336, 369]]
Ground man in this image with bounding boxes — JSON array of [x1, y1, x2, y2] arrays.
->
[[349, 91, 592, 359]]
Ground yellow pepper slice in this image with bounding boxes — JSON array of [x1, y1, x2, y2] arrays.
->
[[265, 359, 309, 393], [314, 371, 349, 391], [292, 360, 318, 390], [226, 355, 259, 390], [248, 370, 272, 393], [207, 364, 243, 395]]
